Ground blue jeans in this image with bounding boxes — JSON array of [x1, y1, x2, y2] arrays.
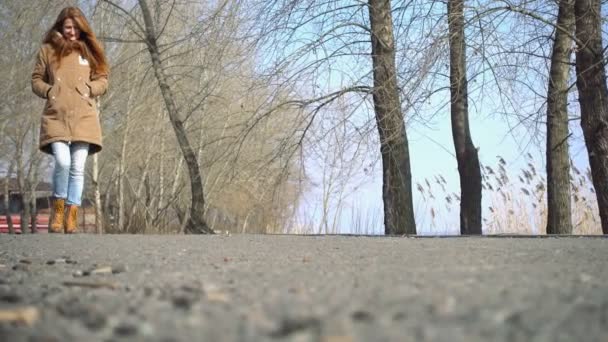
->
[[51, 141, 89, 206]]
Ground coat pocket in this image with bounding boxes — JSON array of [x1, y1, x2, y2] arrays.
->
[[75, 83, 95, 107], [45, 84, 61, 113]]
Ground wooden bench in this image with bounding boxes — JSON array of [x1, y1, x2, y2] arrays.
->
[[0, 215, 49, 233]]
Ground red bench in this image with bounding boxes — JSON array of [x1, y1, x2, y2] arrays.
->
[[0, 215, 49, 233]]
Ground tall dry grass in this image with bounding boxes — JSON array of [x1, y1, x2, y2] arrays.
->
[[289, 154, 601, 235], [416, 154, 601, 235]]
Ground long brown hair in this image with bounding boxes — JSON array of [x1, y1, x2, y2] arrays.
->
[[43, 7, 108, 75]]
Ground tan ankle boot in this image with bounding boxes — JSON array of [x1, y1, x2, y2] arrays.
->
[[49, 198, 65, 233], [64, 205, 79, 234]]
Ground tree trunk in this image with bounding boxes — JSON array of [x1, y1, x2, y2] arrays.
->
[[108, 165, 118, 231], [546, 0, 574, 234], [368, 0, 416, 235], [28, 136, 39, 234], [117, 82, 133, 232], [158, 113, 165, 231], [574, 0, 608, 234], [29, 190, 37, 234], [93, 153, 103, 234], [16, 150, 30, 234], [95, 12, 106, 235], [4, 162, 14, 234], [19, 193, 30, 234], [139, 0, 211, 234], [170, 155, 185, 232], [447, 0, 482, 235], [30, 202, 37, 234]]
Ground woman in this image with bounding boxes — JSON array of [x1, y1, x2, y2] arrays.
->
[[31, 7, 109, 234]]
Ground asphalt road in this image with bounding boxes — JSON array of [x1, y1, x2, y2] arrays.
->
[[0, 234, 606, 341]]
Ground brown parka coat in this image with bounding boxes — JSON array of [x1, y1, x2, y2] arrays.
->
[[31, 34, 108, 155]]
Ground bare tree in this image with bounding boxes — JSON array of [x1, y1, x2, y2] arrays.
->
[[93, 0, 302, 234], [100, 0, 212, 233], [13, 128, 30, 234], [92, 153, 103, 233], [138, 0, 211, 233], [546, 0, 574, 234], [27, 132, 44, 233], [448, 0, 482, 235], [369, 0, 416, 234], [3, 161, 15, 234], [574, 0, 608, 234]]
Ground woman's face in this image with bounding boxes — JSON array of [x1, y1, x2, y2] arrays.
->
[[62, 18, 80, 41]]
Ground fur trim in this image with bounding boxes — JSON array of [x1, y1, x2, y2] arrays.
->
[[48, 30, 88, 58]]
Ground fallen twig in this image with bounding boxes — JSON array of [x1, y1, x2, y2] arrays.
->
[[62, 280, 119, 290], [0, 306, 39, 325]]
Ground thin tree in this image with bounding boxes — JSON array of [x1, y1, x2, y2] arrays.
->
[[574, 0, 608, 234], [546, 0, 574, 234], [3, 161, 15, 234], [447, 0, 482, 235], [102, 0, 212, 233], [138, 0, 211, 233], [368, 0, 416, 235]]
